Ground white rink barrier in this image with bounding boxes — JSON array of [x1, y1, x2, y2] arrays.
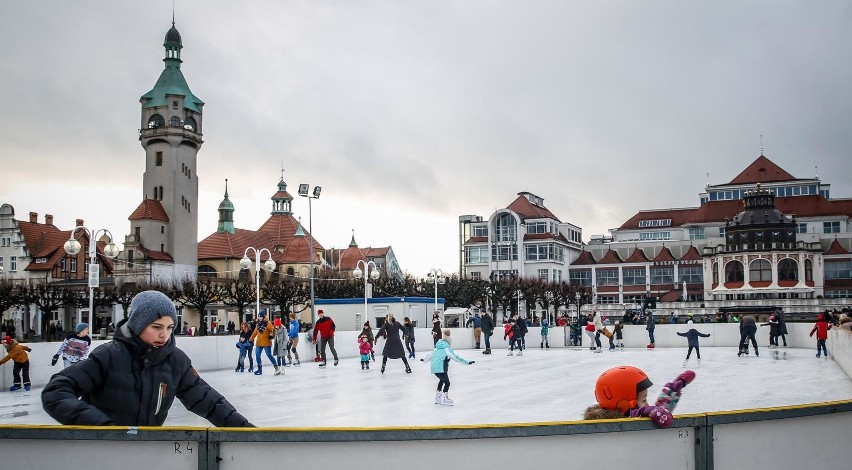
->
[[1, 400, 851, 470], [3, 323, 850, 389]]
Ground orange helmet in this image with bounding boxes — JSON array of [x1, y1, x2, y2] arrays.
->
[[595, 366, 653, 413]]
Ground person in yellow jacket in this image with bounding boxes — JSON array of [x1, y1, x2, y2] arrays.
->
[[1, 336, 32, 391], [249, 311, 278, 375]]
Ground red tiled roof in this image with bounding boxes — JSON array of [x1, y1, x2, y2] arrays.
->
[[466, 236, 487, 244], [825, 239, 849, 255], [257, 214, 324, 252], [680, 245, 702, 261], [830, 199, 852, 217], [128, 199, 169, 222], [365, 247, 390, 257], [506, 195, 560, 222], [652, 246, 677, 263], [619, 207, 698, 230], [685, 200, 744, 224], [624, 248, 650, 263], [338, 245, 367, 270], [727, 155, 796, 185], [138, 243, 174, 262], [597, 249, 623, 264], [17, 221, 68, 259], [280, 234, 316, 264], [775, 195, 847, 218], [271, 191, 292, 200], [198, 229, 276, 260], [571, 251, 597, 265]]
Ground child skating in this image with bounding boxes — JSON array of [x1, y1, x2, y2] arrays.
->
[[613, 321, 624, 348], [677, 320, 711, 366], [504, 320, 516, 355], [584, 365, 696, 428], [235, 336, 252, 372], [809, 313, 832, 359], [273, 318, 288, 375], [358, 334, 373, 370], [420, 329, 474, 406], [1, 336, 32, 391]]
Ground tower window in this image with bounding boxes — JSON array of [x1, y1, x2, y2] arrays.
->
[[184, 117, 197, 132], [161, 244, 165, 252], [169, 116, 182, 127], [134, 227, 141, 240], [159, 186, 163, 200], [155, 151, 163, 166], [148, 114, 165, 128], [172, 101, 178, 109], [161, 226, 165, 234]]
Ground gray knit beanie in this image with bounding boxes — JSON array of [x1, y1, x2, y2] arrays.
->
[[127, 290, 177, 335]]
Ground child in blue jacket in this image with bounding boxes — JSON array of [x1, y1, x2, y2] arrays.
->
[[235, 336, 252, 372], [677, 320, 711, 366], [420, 329, 475, 406]]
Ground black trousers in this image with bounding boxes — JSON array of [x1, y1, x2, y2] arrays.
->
[[13, 361, 30, 386]]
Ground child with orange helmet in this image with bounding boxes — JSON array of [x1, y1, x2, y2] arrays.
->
[[584, 365, 695, 428]]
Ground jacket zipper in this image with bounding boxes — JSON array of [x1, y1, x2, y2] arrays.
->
[[154, 382, 166, 415]]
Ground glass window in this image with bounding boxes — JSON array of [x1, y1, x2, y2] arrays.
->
[[570, 270, 591, 287], [823, 221, 841, 234], [472, 225, 488, 237], [148, 114, 165, 128], [825, 261, 852, 280], [537, 269, 549, 281], [639, 231, 671, 240], [169, 116, 182, 127], [465, 246, 489, 264], [596, 269, 619, 286], [688, 228, 705, 240], [678, 266, 703, 284], [805, 259, 813, 281], [651, 267, 674, 284], [778, 258, 798, 281], [719, 227, 725, 238], [554, 269, 562, 282], [725, 260, 744, 282], [749, 259, 772, 282], [494, 213, 517, 242], [623, 268, 646, 286], [796, 223, 808, 234], [597, 296, 619, 304], [491, 243, 517, 262], [527, 222, 548, 234], [469, 272, 481, 280], [198, 265, 217, 278]]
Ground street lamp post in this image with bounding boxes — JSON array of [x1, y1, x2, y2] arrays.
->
[[240, 247, 276, 322], [64, 227, 120, 329], [353, 260, 380, 327], [426, 268, 446, 315], [575, 291, 582, 347], [298, 184, 321, 327]]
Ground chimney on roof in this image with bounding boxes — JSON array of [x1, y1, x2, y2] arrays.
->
[[45, 214, 53, 225], [29, 212, 37, 223], [76, 219, 84, 227]]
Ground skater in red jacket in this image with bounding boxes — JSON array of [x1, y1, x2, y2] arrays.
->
[[809, 313, 832, 359]]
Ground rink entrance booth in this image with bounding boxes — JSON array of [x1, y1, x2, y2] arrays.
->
[[1, 399, 851, 470]]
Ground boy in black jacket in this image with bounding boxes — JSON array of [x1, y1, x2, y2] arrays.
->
[[42, 290, 253, 427]]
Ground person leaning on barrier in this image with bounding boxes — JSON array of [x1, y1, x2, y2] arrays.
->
[[42, 290, 253, 427]]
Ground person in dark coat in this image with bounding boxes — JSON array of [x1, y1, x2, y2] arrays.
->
[[431, 311, 442, 346], [481, 311, 495, 354], [402, 317, 416, 359], [375, 313, 411, 374], [775, 309, 788, 347], [677, 320, 711, 366], [761, 314, 780, 347], [645, 309, 655, 348], [738, 314, 759, 357], [41, 290, 253, 427]]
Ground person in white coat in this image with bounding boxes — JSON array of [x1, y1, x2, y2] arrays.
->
[[420, 329, 475, 406]]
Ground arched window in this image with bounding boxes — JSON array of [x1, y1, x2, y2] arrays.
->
[[712, 261, 719, 284], [286, 267, 295, 277], [184, 117, 197, 131], [805, 259, 813, 281], [778, 258, 798, 281], [725, 260, 744, 282], [238, 267, 250, 283], [148, 114, 165, 128], [749, 259, 772, 282], [198, 265, 217, 279], [169, 116, 182, 127]]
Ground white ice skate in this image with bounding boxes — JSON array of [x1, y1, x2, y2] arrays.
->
[[441, 393, 454, 406], [434, 391, 443, 404]]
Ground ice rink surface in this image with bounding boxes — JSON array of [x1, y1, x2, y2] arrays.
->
[[2, 345, 851, 427]]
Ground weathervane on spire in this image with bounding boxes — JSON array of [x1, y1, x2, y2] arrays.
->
[[760, 134, 764, 156]]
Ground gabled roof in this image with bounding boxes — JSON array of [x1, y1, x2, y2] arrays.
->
[[129, 199, 170, 222], [727, 155, 797, 185], [680, 245, 703, 261], [685, 200, 743, 224], [825, 239, 849, 255], [652, 246, 677, 263], [619, 207, 698, 230], [571, 251, 597, 266], [17, 221, 68, 259], [506, 195, 560, 222], [597, 249, 623, 264], [624, 248, 650, 263]]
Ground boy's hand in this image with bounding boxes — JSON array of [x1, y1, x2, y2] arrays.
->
[[51, 354, 59, 366], [468, 361, 475, 365]]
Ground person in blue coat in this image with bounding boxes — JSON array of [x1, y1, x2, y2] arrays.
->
[[420, 329, 475, 406], [677, 320, 711, 366]]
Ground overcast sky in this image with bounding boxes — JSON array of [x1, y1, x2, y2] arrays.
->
[[2, 1, 851, 277]]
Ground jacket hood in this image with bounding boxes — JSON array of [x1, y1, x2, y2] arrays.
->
[[113, 318, 176, 365], [435, 339, 450, 349], [583, 404, 627, 420]]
